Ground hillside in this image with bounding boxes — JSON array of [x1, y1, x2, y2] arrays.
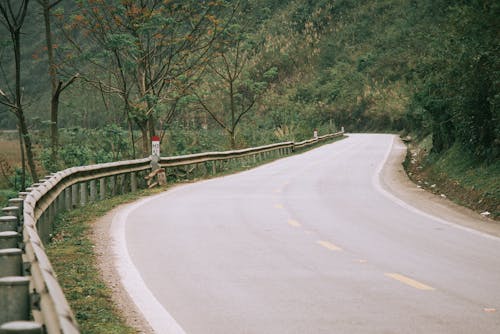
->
[[0, 0, 498, 212]]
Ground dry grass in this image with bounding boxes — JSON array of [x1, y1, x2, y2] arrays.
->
[[0, 139, 22, 166]]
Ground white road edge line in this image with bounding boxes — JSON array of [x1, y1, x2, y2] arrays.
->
[[111, 192, 187, 334], [373, 135, 499, 242]]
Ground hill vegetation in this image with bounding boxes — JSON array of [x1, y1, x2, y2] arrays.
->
[[0, 0, 498, 213]]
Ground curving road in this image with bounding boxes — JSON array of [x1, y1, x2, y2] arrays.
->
[[112, 134, 500, 334]]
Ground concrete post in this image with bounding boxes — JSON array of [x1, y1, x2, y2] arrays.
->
[[37, 212, 48, 244], [120, 174, 127, 194], [51, 193, 59, 216], [90, 180, 97, 202], [0, 231, 18, 250], [131, 172, 137, 192], [17, 192, 29, 200], [212, 161, 217, 175], [47, 203, 55, 235], [57, 190, 65, 213], [0, 216, 18, 233], [0, 248, 23, 276], [71, 184, 78, 208], [7, 199, 23, 212], [0, 321, 43, 334], [110, 175, 117, 196], [64, 188, 71, 211], [0, 276, 30, 324], [100, 178, 106, 200], [2, 207, 20, 219], [80, 182, 88, 206]]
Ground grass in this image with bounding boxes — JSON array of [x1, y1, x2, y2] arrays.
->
[[0, 138, 20, 206], [44, 136, 345, 333]]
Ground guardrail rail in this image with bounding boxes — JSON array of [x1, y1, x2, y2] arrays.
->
[[0, 130, 343, 333]]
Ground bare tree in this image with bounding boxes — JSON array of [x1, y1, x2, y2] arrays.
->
[[36, 0, 78, 169], [0, 0, 38, 187], [194, 25, 277, 148]]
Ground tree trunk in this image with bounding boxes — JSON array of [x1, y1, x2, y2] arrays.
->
[[140, 125, 149, 157], [13, 29, 38, 183], [41, 0, 59, 164], [17, 125, 26, 190], [230, 131, 236, 149], [18, 109, 38, 183]]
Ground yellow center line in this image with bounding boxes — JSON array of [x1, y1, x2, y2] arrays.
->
[[287, 219, 301, 228], [385, 273, 435, 291], [317, 240, 342, 251], [274, 204, 284, 209]]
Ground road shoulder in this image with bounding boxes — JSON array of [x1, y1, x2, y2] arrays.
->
[[91, 205, 155, 334], [379, 136, 500, 238]]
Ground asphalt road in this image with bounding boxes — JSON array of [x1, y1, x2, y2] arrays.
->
[[113, 134, 500, 334]]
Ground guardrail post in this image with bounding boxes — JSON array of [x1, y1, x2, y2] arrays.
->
[[0, 232, 18, 250], [64, 187, 71, 211], [80, 182, 88, 206], [71, 184, 78, 208], [47, 203, 55, 236], [52, 193, 59, 216], [100, 178, 106, 200], [110, 175, 117, 196], [0, 248, 23, 276], [0, 216, 18, 233], [120, 174, 127, 194], [2, 207, 20, 220], [60, 189, 66, 211], [131, 172, 137, 192], [17, 192, 28, 200], [7, 199, 23, 213], [0, 321, 43, 333], [90, 179, 97, 202], [0, 276, 30, 324], [37, 212, 49, 244]]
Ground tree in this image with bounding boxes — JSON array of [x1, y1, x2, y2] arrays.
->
[[0, 0, 38, 188], [37, 0, 78, 169], [194, 23, 277, 148], [60, 0, 227, 156]]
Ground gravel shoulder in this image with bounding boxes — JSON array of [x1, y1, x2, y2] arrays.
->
[[91, 206, 155, 334], [380, 136, 500, 238], [91, 136, 500, 333]]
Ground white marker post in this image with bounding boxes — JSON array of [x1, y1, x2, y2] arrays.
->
[[147, 136, 166, 187], [313, 129, 318, 139], [152, 136, 160, 157]]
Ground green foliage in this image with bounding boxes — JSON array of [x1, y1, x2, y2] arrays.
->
[[408, 0, 499, 160], [41, 125, 131, 171]]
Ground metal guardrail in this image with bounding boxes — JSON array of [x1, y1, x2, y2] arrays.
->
[[0, 130, 343, 333]]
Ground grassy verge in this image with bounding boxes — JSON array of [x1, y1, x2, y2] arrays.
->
[[45, 136, 345, 333], [45, 188, 166, 334], [405, 138, 499, 219]]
